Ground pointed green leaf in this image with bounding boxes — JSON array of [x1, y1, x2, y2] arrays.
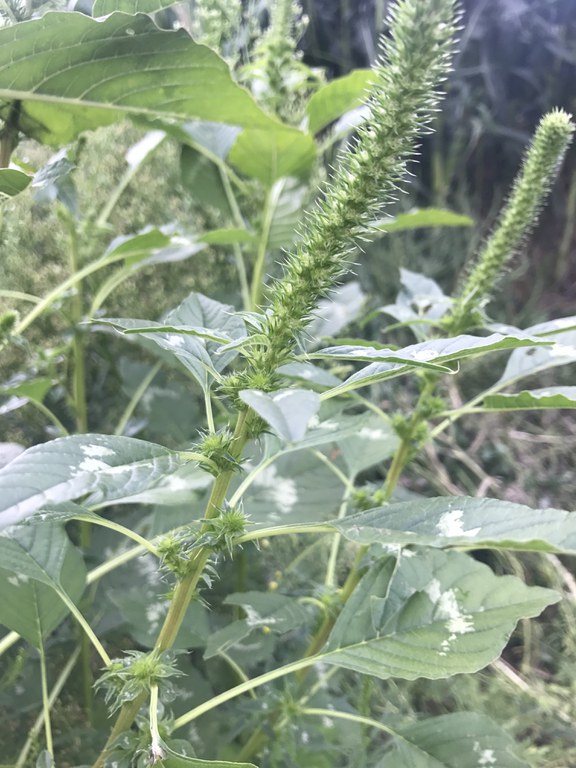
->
[[306, 69, 376, 135], [321, 333, 551, 398], [322, 550, 559, 680], [0, 377, 52, 404], [482, 387, 576, 410], [199, 228, 256, 246], [0, 167, 31, 198], [380, 712, 527, 767], [0, 12, 283, 146], [102, 321, 233, 345], [373, 208, 474, 233], [0, 434, 190, 529], [239, 389, 321, 443], [335, 496, 576, 554], [229, 127, 316, 185], [0, 522, 86, 646]]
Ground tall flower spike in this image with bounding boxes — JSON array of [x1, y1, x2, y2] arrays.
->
[[447, 108, 575, 332], [251, 0, 460, 374]]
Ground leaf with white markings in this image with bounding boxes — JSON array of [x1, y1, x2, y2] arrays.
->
[[320, 550, 558, 680], [481, 387, 576, 410], [379, 712, 527, 767], [335, 496, 576, 554], [320, 333, 551, 398], [0, 522, 86, 646], [0, 434, 191, 529]]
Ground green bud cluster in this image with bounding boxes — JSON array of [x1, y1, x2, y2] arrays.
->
[[249, 0, 459, 375], [200, 504, 248, 556], [157, 531, 198, 579], [95, 650, 181, 715], [190, 0, 242, 57], [196, 428, 242, 476], [447, 109, 575, 332]]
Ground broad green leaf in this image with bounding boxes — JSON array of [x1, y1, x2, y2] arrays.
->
[[0, 522, 86, 646], [379, 712, 527, 767], [0, 434, 190, 529], [94, 0, 177, 15], [161, 745, 257, 768], [108, 585, 209, 649], [0, 12, 283, 146], [239, 389, 321, 443], [322, 550, 558, 680], [321, 333, 551, 398], [229, 127, 316, 185], [241, 451, 342, 523], [0, 167, 32, 197], [205, 591, 311, 659], [497, 320, 576, 388], [278, 362, 341, 388], [373, 208, 474, 233], [482, 387, 576, 410], [308, 282, 366, 342], [199, 228, 256, 245], [100, 229, 173, 266], [335, 496, 576, 554], [101, 321, 233, 345], [306, 69, 376, 135]]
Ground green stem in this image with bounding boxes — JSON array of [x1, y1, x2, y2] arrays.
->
[[114, 361, 162, 436], [15, 648, 80, 768], [173, 656, 316, 730], [38, 642, 54, 757], [58, 590, 111, 667], [301, 707, 397, 741], [324, 482, 355, 589], [65, 215, 88, 434], [0, 289, 41, 304], [27, 399, 69, 436], [219, 166, 251, 311], [250, 184, 279, 310]]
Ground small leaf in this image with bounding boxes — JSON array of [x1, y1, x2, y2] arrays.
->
[[322, 550, 559, 681], [0, 12, 284, 146], [381, 712, 527, 767], [0, 167, 32, 198], [239, 389, 321, 443], [229, 128, 316, 186], [199, 228, 256, 245], [373, 208, 474, 233], [335, 496, 576, 554], [306, 69, 376, 135], [482, 387, 576, 410], [0, 377, 53, 404], [0, 522, 86, 647]]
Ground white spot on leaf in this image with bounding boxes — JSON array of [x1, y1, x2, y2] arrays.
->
[[82, 444, 115, 458], [437, 509, 480, 538], [253, 466, 298, 515], [78, 458, 110, 472], [411, 349, 439, 361]]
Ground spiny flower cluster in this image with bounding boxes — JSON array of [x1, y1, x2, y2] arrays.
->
[[250, 0, 459, 376], [447, 108, 574, 332]]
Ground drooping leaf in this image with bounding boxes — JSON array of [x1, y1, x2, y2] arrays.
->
[[101, 321, 233, 345], [180, 145, 231, 214], [0, 434, 191, 529], [321, 550, 558, 680], [321, 333, 551, 398], [335, 496, 576, 554], [373, 208, 474, 233], [0, 12, 283, 146], [306, 69, 376, 135], [379, 268, 452, 339], [229, 127, 316, 185], [0, 522, 86, 646], [379, 712, 527, 767], [481, 387, 576, 410], [93, 0, 178, 15], [239, 389, 321, 443], [0, 167, 32, 198]]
